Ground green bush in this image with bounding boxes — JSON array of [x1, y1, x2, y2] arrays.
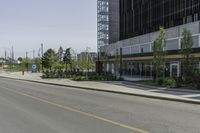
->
[[174, 77, 183, 88], [86, 74, 117, 81], [157, 78, 164, 85], [192, 72, 200, 89], [42, 70, 118, 81], [72, 76, 86, 81], [163, 78, 176, 88], [195, 83, 200, 90]]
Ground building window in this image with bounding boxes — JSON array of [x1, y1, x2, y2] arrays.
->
[[141, 48, 144, 53], [120, 0, 200, 40]]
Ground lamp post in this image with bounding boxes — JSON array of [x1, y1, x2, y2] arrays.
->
[[119, 47, 123, 78], [41, 43, 44, 72], [25, 51, 29, 72]]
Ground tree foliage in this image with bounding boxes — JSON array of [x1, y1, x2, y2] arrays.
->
[[152, 27, 166, 80], [58, 46, 64, 62], [63, 48, 72, 71], [180, 28, 195, 82], [41, 49, 57, 70], [78, 47, 95, 72]]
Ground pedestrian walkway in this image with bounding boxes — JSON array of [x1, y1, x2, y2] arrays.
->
[[102, 80, 200, 99], [118, 81, 200, 100], [0, 71, 200, 104]]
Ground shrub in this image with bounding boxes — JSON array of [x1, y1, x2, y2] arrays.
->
[[42, 70, 50, 78], [117, 77, 124, 81], [192, 72, 200, 89], [157, 78, 164, 85], [42, 70, 118, 81], [73, 76, 86, 81], [163, 78, 176, 88], [174, 77, 183, 88], [87, 75, 117, 81], [195, 83, 200, 90]]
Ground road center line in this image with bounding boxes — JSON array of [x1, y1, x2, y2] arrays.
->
[[0, 86, 150, 133]]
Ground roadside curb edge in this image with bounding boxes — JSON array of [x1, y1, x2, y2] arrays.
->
[[1, 76, 200, 105]]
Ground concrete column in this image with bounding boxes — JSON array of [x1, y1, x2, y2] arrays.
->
[[150, 43, 152, 52], [199, 62, 200, 70], [178, 37, 181, 49], [177, 62, 180, 77], [150, 62, 153, 79], [198, 35, 200, 47], [139, 45, 141, 53]]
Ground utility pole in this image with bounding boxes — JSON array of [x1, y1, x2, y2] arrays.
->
[[41, 43, 44, 57], [119, 47, 123, 78], [4, 49, 7, 68], [26, 52, 28, 72], [26, 51, 28, 59], [38, 48, 41, 58], [9, 50, 12, 70], [33, 49, 35, 59], [4, 49, 7, 61], [41, 43, 44, 72], [11, 46, 14, 67]]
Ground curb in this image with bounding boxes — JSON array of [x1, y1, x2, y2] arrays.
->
[[1, 76, 200, 105], [123, 81, 200, 94]]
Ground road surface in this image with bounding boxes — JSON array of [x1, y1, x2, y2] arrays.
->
[[0, 77, 200, 133]]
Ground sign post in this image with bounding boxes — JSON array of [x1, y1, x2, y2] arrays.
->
[[32, 64, 37, 73]]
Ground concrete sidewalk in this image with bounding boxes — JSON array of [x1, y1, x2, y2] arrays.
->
[[1, 71, 200, 104]]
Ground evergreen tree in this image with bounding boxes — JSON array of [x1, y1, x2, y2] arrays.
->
[[63, 48, 72, 71], [41, 49, 57, 70]]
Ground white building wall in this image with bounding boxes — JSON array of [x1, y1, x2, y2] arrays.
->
[[100, 21, 200, 56]]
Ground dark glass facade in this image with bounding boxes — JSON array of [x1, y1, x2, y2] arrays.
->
[[120, 0, 200, 40]]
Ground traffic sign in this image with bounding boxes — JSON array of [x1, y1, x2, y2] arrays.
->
[[32, 64, 37, 73]]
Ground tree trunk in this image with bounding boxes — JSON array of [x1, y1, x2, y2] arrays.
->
[[65, 63, 68, 72]]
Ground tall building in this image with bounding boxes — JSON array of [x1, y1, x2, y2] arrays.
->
[[97, 0, 109, 51], [120, 0, 200, 40], [100, 0, 200, 79]]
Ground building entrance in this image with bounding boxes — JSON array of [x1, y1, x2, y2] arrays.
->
[[170, 62, 180, 78]]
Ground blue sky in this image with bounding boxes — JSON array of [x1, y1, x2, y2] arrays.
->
[[0, 0, 97, 58]]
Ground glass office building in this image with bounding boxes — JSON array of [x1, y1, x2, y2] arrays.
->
[[100, 0, 200, 79], [120, 0, 200, 40], [97, 0, 109, 51]]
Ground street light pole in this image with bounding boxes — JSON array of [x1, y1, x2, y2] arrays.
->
[[11, 46, 14, 65], [119, 47, 123, 78], [33, 49, 35, 59], [4, 49, 7, 61], [26, 52, 28, 72], [41, 43, 44, 72]]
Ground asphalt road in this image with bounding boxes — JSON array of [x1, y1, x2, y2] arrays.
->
[[0, 78, 200, 133]]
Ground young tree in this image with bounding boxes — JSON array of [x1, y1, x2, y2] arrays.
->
[[58, 46, 64, 63], [34, 57, 41, 72], [180, 28, 195, 82], [63, 48, 72, 71], [22, 57, 33, 71], [152, 27, 166, 81], [70, 49, 78, 72], [41, 49, 57, 70], [85, 47, 91, 73], [77, 47, 96, 73]]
